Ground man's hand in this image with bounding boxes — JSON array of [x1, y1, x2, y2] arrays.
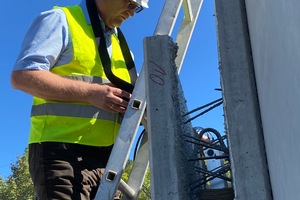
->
[[87, 84, 131, 113]]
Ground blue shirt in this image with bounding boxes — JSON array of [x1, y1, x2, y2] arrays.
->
[[13, 0, 116, 71]]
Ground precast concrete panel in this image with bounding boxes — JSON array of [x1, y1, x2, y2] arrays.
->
[[245, 0, 300, 199]]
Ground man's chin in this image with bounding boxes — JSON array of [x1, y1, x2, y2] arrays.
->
[[112, 19, 125, 28]]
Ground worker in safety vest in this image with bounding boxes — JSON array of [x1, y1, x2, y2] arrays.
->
[[11, 0, 148, 199]]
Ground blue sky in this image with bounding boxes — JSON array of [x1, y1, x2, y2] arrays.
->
[[0, 0, 223, 179]]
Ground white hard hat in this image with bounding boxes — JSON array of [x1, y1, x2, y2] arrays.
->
[[133, 0, 149, 8]]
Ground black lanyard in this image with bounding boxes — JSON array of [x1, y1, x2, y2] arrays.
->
[[86, 0, 136, 93]]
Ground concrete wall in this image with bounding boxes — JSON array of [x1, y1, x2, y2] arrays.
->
[[145, 35, 198, 200], [245, 1, 300, 199], [215, 1, 272, 199]]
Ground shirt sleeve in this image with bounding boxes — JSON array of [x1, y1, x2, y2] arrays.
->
[[13, 8, 70, 71]]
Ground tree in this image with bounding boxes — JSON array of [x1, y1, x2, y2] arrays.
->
[[0, 147, 35, 200]]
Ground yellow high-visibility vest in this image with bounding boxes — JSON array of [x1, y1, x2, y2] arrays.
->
[[29, 5, 136, 147]]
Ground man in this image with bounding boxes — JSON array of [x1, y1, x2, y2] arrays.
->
[[10, 0, 148, 199]]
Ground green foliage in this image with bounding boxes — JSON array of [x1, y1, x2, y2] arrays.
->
[[0, 147, 35, 200]]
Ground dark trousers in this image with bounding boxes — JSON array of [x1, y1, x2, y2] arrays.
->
[[29, 142, 118, 200]]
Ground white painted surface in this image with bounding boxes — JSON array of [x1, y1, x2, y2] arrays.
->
[[245, 1, 300, 199]]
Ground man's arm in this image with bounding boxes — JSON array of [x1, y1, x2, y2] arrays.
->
[[11, 70, 131, 113]]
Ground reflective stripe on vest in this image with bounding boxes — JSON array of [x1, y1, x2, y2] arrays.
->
[[31, 103, 123, 124], [29, 6, 134, 146]]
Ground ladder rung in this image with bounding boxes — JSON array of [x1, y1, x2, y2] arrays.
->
[[118, 179, 136, 199]]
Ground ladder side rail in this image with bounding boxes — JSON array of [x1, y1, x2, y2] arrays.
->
[[154, 0, 183, 36], [175, 0, 204, 72], [94, 71, 147, 200], [182, 0, 193, 22], [121, 130, 149, 200]]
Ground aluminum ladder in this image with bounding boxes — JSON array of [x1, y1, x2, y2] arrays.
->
[[94, 0, 203, 199]]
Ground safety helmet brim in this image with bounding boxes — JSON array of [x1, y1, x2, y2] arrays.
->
[[134, 0, 149, 8]]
